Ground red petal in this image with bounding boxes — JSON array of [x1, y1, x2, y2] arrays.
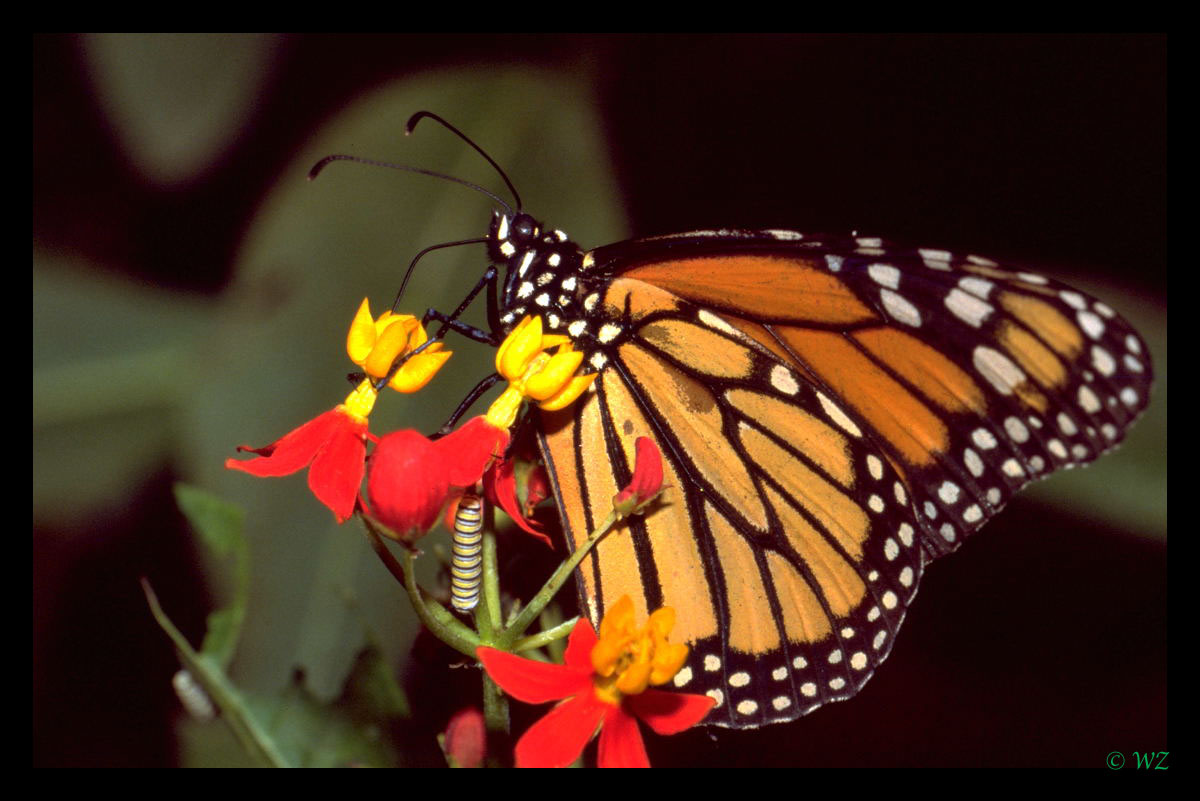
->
[[367, 430, 451, 536], [629, 436, 664, 499], [514, 693, 608, 768], [443, 707, 486, 769], [483, 458, 552, 546], [437, 417, 510, 487], [562, 618, 599, 672], [597, 703, 650, 768], [308, 416, 367, 522], [625, 688, 716, 735], [476, 646, 591, 704], [224, 409, 345, 477]]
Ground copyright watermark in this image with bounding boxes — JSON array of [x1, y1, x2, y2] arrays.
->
[[1107, 751, 1169, 770]]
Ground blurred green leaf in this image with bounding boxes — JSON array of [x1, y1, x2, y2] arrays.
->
[[174, 484, 249, 670], [80, 33, 283, 186]]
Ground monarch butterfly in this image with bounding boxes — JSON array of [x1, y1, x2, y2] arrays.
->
[[326, 112, 1153, 730], [450, 492, 485, 612]]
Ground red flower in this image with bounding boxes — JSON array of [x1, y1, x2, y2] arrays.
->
[[441, 707, 486, 768], [612, 437, 665, 517], [225, 407, 369, 523], [363, 417, 510, 542], [477, 597, 714, 768], [365, 430, 450, 540], [483, 454, 552, 546]]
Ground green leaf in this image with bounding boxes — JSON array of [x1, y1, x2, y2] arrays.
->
[[174, 484, 249, 669]]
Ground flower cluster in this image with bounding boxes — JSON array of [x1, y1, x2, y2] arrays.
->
[[224, 300, 450, 523], [478, 596, 714, 768]]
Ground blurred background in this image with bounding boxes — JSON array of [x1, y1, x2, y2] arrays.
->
[[33, 34, 1165, 767]]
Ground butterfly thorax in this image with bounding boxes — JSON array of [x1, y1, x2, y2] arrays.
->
[[492, 212, 613, 371]]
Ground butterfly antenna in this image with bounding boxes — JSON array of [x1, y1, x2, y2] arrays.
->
[[308, 155, 514, 218], [391, 237, 487, 313], [406, 111, 523, 212]]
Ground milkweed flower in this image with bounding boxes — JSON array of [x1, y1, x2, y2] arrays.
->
[[441, 707, 486, 769], [483, 450, 552, 546], [226, 300, 450, 523], [477, 596, 714, 768], [612, 436, 665, 518], [486, 315, 597, 430]]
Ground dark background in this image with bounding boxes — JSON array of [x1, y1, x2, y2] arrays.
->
[[34, 34, 1166, 767]]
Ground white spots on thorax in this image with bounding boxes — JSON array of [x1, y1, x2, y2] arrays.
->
[[534, 292, 551, 307], [868, 263, 901, 289], [973, 346, 1027, 398], [499, 241, 516, 258], [518, 250, 535, 277], [583, 292, 600, 312], [597, 323, 623, 343], [568, 320, 587, 338], [581, 252, 595, 270], [547, 312, 561, 329], [560, 274, 575, 290], [536, 271, 554, 286], [496, 214, 510, 241], [945, 288, 993, 328], [881, 289, 923, 327], [516, 281, 534, 300], [547, 252, 562, 268], [590, 352, 609, 370], [817, 392, 862, 437], [558, 294, 572, 307]]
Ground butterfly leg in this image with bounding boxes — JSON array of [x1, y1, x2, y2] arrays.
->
[[431, 372, 503, 437]]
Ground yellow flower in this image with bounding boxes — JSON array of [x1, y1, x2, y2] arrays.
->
[[486, 316, 597, 429], [589, 596, 689, 704], [346, 298, 452, 393]]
